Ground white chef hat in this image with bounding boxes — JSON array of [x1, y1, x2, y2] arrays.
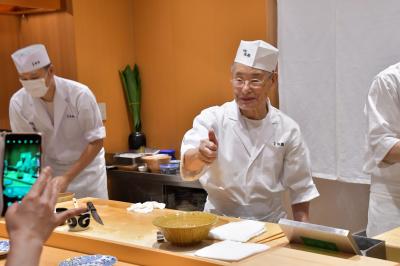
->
[[11, 44, 51, 74], [234, 40, 278, 72]]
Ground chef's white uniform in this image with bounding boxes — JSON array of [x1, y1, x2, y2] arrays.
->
[[364, 63, 400, 236], [9, 76, 108, 199], [181, 99, 319, 222]]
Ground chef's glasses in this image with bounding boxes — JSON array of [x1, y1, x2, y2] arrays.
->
[[231, 72, 274, 89]]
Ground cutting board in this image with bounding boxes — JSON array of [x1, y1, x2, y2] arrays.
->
[[56, 198, 284, 248], [56, 198, 175, 247]]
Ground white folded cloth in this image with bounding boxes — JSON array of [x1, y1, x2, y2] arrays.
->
[[194, 240, 269, 261], [209, 220, 266, 242], [126, 201, 166, 213]]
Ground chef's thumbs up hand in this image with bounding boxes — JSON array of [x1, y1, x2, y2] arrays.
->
[[208, 129, 218, 147], [198, 129, 218, 164]]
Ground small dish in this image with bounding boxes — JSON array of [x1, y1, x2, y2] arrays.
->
[[59, 254, 117, 266], [159, 163, 179, 175], [0, 240, 9, 255], [170, 159, 180, 165]]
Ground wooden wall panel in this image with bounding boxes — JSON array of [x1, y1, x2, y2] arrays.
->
[[132, 0, 271, 155], [72, 0, 135, 152], [18, 10, 77, 80], [0, 3, 76, 130], [0, 15, 19, 130]]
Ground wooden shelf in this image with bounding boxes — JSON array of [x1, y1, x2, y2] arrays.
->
[[0, 0, 61, 15]]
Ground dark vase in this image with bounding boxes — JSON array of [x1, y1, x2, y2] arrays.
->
[[129, 131, 146, 151]]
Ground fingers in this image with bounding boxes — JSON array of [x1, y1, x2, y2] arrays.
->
[[45, 178, 61, 208], [207, 141, 218, 152], [198, 152, 215, 164], [198, 142, 218, 164], [55, 207, 87, 225], [196, 130, 219, 165], [26, 166, 52, 199], [199, 143, 217, 157], [208, 129, 218, 147], [5, 202, 18, 220]]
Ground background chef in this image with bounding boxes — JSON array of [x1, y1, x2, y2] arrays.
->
[[9, 44, 108, 199], [181, 40, 319, 222], [364, 62, 400, 236]]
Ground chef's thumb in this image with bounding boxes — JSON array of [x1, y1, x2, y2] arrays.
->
[[208, 129, 218, 147]]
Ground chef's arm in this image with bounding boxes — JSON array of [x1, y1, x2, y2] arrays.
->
[[292, 201, 310, 222], [382, 141, 400, 164], [60, 138, 104, 187]]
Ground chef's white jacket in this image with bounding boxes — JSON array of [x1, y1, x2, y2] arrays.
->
[[364, 62, 400, 236], [9, 76, 108, 198], [181, 100, 319, 222]]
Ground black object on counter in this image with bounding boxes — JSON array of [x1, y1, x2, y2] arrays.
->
[[129, 131, 146, 150]]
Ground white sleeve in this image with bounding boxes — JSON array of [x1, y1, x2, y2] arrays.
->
[[282, 127, 319, 204], [180, 107, 218, 180], [77, 90, 106, 143], [9, 97, 34, 133], [366, 75, 400, 168]]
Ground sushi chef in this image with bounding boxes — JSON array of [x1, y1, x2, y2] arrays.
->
[[9, 44, 108, 199], [181, 40, 319, 222], [364, 62, 400, 236]]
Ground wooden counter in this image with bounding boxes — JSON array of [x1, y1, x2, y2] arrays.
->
[[0, 244, 137, 266], [0, 198, 283, 266], [0, 198, 396, 265], [233, 244, 398, 266], [376, 227, 400, 262]]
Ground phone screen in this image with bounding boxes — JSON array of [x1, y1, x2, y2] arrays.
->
[[2, 133, 41, 215]]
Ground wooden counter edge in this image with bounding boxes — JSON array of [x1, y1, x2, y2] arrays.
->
[[0, 222, 228, 266]]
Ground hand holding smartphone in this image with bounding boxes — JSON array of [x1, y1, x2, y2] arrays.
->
[[1, 133, 42, 215]]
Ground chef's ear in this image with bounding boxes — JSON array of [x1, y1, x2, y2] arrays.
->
[[47, 64, 55, 76], [272, 72, 277, 83], [271, 65, 278, 82]]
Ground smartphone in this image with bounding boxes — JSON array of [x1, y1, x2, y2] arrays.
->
[[2, 133, 42, 215]]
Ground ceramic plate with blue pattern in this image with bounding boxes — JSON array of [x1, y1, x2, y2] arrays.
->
[[0, 240, 10, 255], [59, 254, 117, 266]]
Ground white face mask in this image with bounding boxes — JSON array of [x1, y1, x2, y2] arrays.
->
[[19, 78, 49, 98]]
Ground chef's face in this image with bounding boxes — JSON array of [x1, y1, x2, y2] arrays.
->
[[231, 63, 275, 114], [19, 64, 55, 88]]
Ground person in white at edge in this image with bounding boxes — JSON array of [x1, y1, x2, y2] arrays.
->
[[365, 62, 400, 236], [9, 44, 108, 198], [180, 40, 319, 222]]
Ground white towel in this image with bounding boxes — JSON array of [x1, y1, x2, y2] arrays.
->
[[209, 220, 266, 242], [127, 201, 166, 213], [194, 240, 269, 261]]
